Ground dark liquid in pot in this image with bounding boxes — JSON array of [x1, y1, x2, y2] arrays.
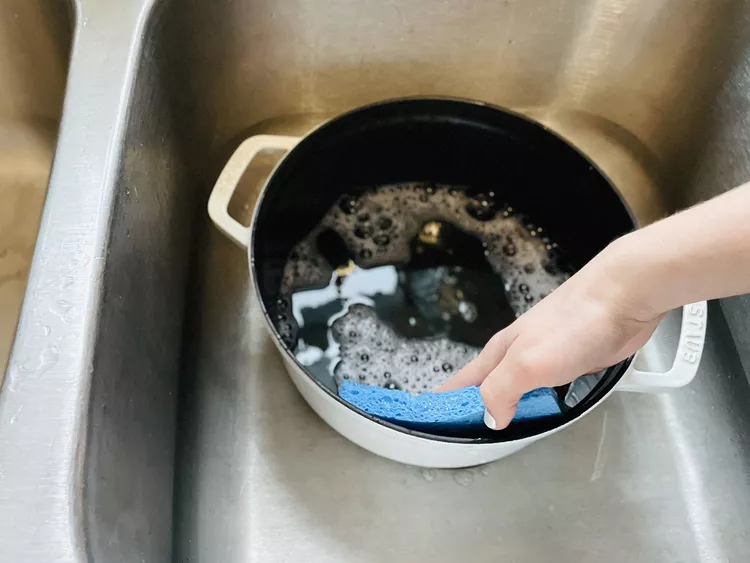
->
[[271, 183, 573, 394]]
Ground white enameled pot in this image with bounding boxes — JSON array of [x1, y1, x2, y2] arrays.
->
[[207, 111, 706, 469]]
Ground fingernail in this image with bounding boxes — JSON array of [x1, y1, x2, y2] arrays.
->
[[484, 409, 497, 430]]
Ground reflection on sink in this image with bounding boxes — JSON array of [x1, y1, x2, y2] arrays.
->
[[0, 0, 71, 377]]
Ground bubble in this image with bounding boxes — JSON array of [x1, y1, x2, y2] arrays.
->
[[277, 321, 297, 349], [339, 196, 360, 215], [360, 353, 369, 361], [354, 224, 374, 239], [544, 262, 561, 276], [465, 192, 499, 221], [502, 243, 517, 257], [442, 362, 453, 372], [373, 234, 391, 246], [378, 217, 393, 230], [359, 248, 373, 260]]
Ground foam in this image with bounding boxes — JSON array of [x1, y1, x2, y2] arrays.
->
[[332, 304, 478, 394], [274, 183, 573, 403], [280, 183, 569, 315], [280, 238, 333, 294]]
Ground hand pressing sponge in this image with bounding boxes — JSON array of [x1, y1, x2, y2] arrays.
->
[[339, 379, 562, 430]]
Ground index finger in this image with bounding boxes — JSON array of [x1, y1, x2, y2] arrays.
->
[[436, 329, 516, 391]]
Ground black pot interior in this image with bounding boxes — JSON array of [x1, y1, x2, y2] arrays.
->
[[251, 98, 636, 443]]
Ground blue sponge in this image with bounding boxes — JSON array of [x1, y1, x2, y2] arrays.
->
[[339, 379, 562, 429]]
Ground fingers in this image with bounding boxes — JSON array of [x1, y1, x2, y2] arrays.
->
[[480, 354, 529, 430], [436, 327, 553, 431], [435, 357, 486, 391], [436, 329, 516, 391]]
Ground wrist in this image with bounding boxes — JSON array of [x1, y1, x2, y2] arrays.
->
[[590, 231, 671, 322]]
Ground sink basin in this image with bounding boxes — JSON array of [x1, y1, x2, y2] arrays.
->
[[0, 0, 71, 378], [2, 0, 750, 561]]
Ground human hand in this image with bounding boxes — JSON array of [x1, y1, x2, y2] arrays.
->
[[437, 238, 663, 429], [440, 182, 750, 429]]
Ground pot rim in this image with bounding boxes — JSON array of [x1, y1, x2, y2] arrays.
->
[[248, 95, 637, 445]]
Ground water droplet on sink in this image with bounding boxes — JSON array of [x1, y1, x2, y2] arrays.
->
[[50, 300, 75, 323], [10, 346, 60, 391], [35, 322, 52, 337], [452, 469, 474, 487], [420, 468, 437, 482], [8, 406, 23, 424]]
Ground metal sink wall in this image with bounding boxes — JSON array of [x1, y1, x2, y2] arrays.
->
[[2, 0, 750, 562]]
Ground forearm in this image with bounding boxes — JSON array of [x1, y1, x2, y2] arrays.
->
[[603, 182, 750, 318]]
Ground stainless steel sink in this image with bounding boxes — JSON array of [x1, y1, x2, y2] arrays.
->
[[0, 0, 71, 379], [2, 0, 750, 561]]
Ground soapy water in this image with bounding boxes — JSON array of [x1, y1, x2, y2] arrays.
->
[[271, 183, 573, 394], [279, 183, 568, 311], [332, 304, 479, 394]]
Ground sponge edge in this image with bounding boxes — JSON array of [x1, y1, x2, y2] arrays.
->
[[339, 380, 562, 429]]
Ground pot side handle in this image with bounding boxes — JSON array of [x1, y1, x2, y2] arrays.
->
[[617, 301, 708, 392], [208, 134, 300, 248]]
